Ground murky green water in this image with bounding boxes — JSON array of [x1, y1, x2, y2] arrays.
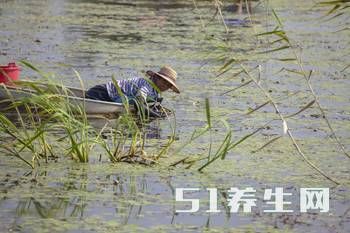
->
[[0, 0, 349, 232]]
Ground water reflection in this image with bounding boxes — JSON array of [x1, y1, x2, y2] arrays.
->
[[83, 117, 165, 139], [2, 0, 349, 232], [7, 167, 177, 227], [16, 196, 87, 219]]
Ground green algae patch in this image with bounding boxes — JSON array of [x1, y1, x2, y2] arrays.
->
[[1, 0, 350, 232]]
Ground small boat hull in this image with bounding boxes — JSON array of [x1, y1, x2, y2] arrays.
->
[[0, 82, 132, 118]]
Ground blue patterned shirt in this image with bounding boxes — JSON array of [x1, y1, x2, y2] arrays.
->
[[106, 77, 160, 103]]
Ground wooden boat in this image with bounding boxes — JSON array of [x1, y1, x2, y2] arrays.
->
[[0, 80, 132, 118]]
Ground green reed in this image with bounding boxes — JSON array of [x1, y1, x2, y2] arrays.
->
[[172, 0, 348, 184], [0, 61, 175, 166], [171, 97, 261, 171], [100, 75, 175, 164]]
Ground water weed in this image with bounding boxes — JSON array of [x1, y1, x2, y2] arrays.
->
[[171, 0, 348, 184], [0, 62, 175, 166]]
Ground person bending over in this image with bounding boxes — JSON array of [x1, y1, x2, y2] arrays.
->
[[85, 66, 180, 106]]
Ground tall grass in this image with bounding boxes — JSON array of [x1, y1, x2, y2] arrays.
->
[[171, 98, 262, 171], [0, 61, 175, 167], [172, 0, 348, 184]]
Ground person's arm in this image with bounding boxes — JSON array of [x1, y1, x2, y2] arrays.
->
[[138, 85, 159, 103]]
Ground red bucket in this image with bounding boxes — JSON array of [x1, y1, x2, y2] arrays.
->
[[0, 62, 21, 84]]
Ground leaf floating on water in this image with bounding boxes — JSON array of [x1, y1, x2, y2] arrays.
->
[[307, 70, 313, 81], [318, 1, 350, 6], [325, 12, 345, 21], [278, 68, 305, 76], [228, 127, 263, 151], [274, 58, 297, 62], [325, 4, 341, 15], [252, 135, 282, 153], [220, 80, 253, 95], [334, 27, 350, 32], [285, 100, 316, 118], [205, 98, 211, 128], [219, 58, 236, 72], [256, 29, 285, 37], [272, 9, 283, 28], [246, 100, 271, 115], [270, 38, 285, 45]]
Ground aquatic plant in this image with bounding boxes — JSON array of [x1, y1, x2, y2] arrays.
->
[[0, 61, 175, 166], [171, 98, 262, 171], [173, 0, 349, 184], [317, 0, 350, 19], [0, 84, 56, 168], [255, 9, 349, 157]]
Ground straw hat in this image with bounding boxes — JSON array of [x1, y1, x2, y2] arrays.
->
[[146, 66, 180, 93]]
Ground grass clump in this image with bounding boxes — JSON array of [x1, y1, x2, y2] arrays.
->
[[0, 61, 175, 167]]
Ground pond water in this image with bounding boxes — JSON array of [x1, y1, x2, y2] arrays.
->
[[0, 0, 349, 232]]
